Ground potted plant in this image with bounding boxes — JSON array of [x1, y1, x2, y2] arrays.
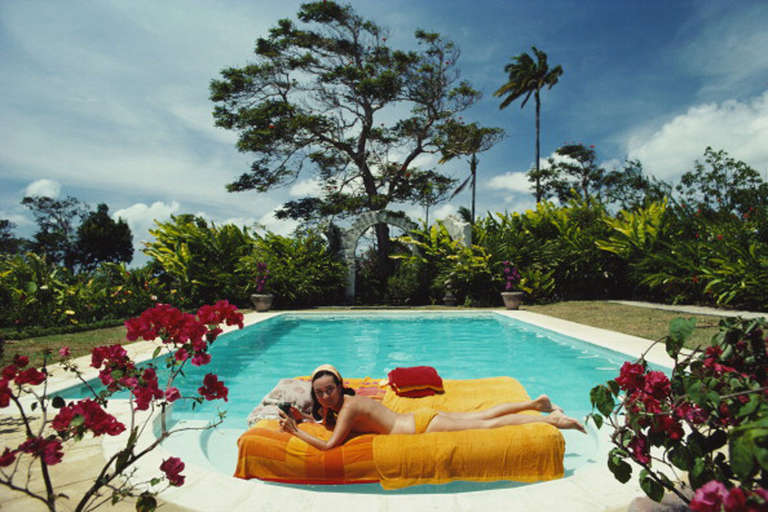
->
[[442, 276, 457, 306], [250, 262, 273, 312], [500, 261, 523, 310]]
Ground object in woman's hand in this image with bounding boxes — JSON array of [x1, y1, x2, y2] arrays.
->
[[278, 402, 302, 422]]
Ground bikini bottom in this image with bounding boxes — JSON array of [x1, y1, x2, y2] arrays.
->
[[412, 407, 439, 434]]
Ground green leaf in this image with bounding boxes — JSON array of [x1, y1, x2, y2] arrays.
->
[[730, 431, 757, 480], [152, 346, 162, 359], [687, 431, 706, 457], [587, 413, 603, 429], [737, 394, 761, 418], [639, 469, 665, 502], [704, 430, 727, 452], [608, 454, 632, 484], [686, 381, 706, 406], [689, 457, 713, 490], [669, 317, 696, 344], [136, 492, 157, 512], [668, 445, 692, 471], [590, 385, 615, 416]]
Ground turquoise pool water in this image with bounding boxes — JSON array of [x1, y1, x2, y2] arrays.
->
[[58, 312, 664, 486]]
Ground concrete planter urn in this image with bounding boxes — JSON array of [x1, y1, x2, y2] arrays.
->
[[250, 293, 274, 312], [501, 291, 524, 310], [443, 290, 457, 307]]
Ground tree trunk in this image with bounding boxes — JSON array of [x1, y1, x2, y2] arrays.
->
[[470, 153, 478, 225], [374, 222, 392, 285], [535, 89, 542, 203]]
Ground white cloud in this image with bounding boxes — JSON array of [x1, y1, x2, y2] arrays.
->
[[114, 201, 180, 247], [488, 172, 530, 194], [289, 178, 323, 197], [24, 179, 61, 198], [433, 203, 458, 221], [626, 91, 768, 182], [256, 211, 298, 236]]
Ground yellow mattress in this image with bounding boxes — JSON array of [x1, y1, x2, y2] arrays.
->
[[234, 376, 565, 489]]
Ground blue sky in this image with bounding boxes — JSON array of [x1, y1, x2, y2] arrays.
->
[[2, 1, 767, 266]]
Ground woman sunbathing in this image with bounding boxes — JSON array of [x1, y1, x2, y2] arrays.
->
[[278, 364, 586, 451]]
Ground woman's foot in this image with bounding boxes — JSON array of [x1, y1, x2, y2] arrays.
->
[[547, 410, 587, 434], [533, 394, 563, 413]]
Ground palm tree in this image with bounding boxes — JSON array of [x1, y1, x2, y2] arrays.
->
[[494, 46, 563, 203]]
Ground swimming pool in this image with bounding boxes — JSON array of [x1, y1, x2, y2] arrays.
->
[[59, 310, 666, 490]]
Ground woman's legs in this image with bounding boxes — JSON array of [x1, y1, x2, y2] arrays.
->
[[426, 407, 586, 434], [437, 394, 561, 421]]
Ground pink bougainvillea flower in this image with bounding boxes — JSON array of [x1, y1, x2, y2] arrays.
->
[[160, 457, 185, 486], [643, 371, 671, 400], [615, 362, 645, 391], [198, 373, 228, 402], [628, 436, 650, 464], [12, 355, 29, 368], [174, 348, 189, 362], [723, 487, 747, 511], [0, 447, 17, 467], [53, 399, 126, 437], [0, 378, 12, 408], [689, 480, 728, 512], [190, 352, 211, 367], [18, 437, 64, 466], [2, 365, 17, 380], [58, 346, 70, 357], [165, 387, 181, 402], [14, 367, 46, 386]]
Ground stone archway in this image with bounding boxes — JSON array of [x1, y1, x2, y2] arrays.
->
[[340, 211, 418, 303]]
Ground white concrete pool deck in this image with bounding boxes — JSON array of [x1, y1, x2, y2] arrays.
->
[[6, 308, 692, 511]]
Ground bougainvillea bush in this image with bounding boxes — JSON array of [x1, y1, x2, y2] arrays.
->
[[588, 317, 768, 511], [0, 300, 243, 512]]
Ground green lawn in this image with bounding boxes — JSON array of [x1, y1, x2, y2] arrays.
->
[[523, 301, 722, 350], [2, 301, 725, 368]]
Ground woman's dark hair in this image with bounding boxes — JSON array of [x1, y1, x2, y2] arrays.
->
[[310, 370, 355, 424]]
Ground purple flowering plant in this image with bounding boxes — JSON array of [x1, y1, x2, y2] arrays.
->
[[254, 262, 270, 293], [502, 261, 521, 291]]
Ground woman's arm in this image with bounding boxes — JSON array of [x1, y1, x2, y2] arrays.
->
[[279, 404, 355, 451]]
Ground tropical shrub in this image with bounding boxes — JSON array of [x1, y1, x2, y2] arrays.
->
[[241, 230, 345, 308], [475, 200, 627, 301], [143, 215, 255, 308], [0, 254, 165, 330], [0, 301, 242, 511], [588, 317, 768, 508], [393, 222, 498, 304]]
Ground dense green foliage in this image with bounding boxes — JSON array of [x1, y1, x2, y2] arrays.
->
[[0, 253, 162, 330], [75, 203, 134, 271], [143, 215, 344, 310]]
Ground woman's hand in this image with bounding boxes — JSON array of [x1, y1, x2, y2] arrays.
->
[[279, 411, 298, 434]]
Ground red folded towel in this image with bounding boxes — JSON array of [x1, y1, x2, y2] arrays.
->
[[387, 366, 444, 397]]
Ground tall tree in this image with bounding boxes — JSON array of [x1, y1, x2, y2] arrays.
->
[[210, 1, 483, 278], [438, 120, 505, 224], [0, 219, 26, 255], [603, 159, 670, 211], [675, 147, 768, 218], [21, 195, 87, 270], [75, 203, 134, 271], [494, 46, 563, 203], [541, 144, 606, 203]]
